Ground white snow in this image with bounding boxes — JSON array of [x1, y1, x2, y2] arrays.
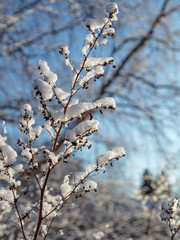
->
[[86, 18, 110, 32], [92, 231, 104, 240], [0, 145, 17, 166], [60, 175, 73, 198], [82, 34, 94, 56], [82, 57, 114, 68], [37, 60, 58, 85], [95, 39, 108, 46], [82, 45, 89, 56], [37, 60, 49, 73], [21, 147, 38, 161], [29, 126, 42, 140], [83, 180, 97, 191], [21, 104, 33, 118], [2, 121, 7, 135], [42, 120, 55, 138], [95, 97, 116, 109], [0, 2, 124, 233], [106, 2, 119, 21], [44, 149, 58, 165], [96, 147, 125, 166], [35, 79, 53, 101], [103, 27, 115, 36], [79, 69, 95, 87], [72, 72, 79, 87], [0, 135, 17, 167], [19, 104, 35, 130], [65, 119, 99, 143], [0, 133, 24, 187], [44, 71, 58, 85], [13, 164, 24, 173], [74, 172, 87, 183], [58, 43, 70, 56], [85, 34, 94, 44], [41, 225, 47, 236], [95, 66, 104, 77], [0, 135, 7, 146], [52, 97, 116, 123], [65, 58, 73, 70], [160, 197, 180, 232], [86, 164, 96, 173], [42, 202, 57, 218], [19, 104, 42, 140], [0, 187, 14, 202], [54, 87, 70, 102]]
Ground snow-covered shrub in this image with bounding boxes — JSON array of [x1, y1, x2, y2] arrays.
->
[[0, 2, 125, 239], [160, 198, 180, 240]]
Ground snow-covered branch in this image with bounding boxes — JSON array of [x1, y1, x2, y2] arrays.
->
[[0, 3, 125, 239]]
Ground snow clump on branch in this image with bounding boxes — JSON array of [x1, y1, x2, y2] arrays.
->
[[160, 197, 180, 237], [106, 2, 119, 21], [96, 147, 125, 166], [58, 43, 70, 56], [37, 60, 58, 85]]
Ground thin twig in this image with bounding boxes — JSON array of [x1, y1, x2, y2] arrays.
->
[[12, 189, 27, 240]]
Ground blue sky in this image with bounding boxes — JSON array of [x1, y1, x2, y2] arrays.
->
[[1, 0, 180, 196]]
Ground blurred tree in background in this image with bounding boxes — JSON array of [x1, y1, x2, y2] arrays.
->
[[141, 169, 155, 196]]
